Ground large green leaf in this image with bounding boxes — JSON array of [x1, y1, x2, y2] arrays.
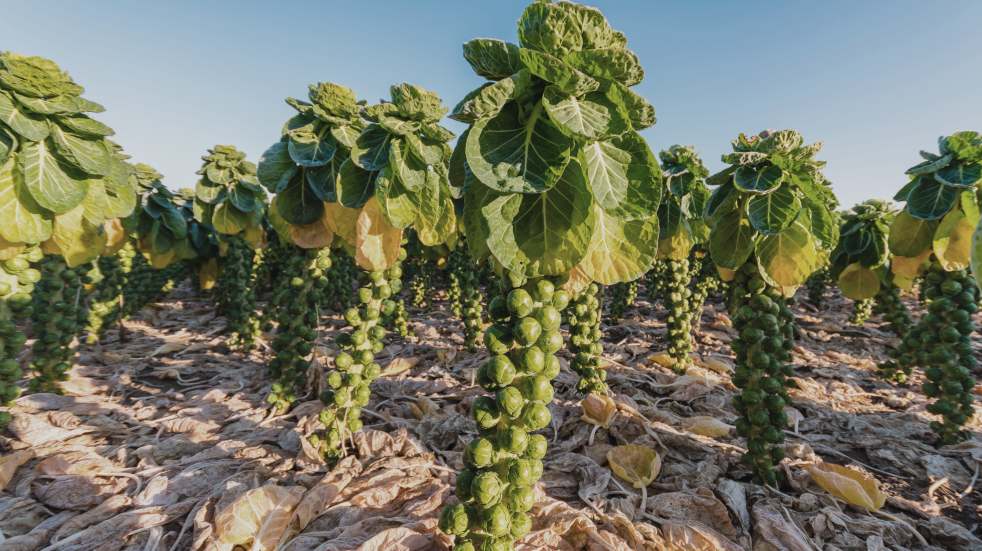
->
[[803, 198, 837, 252], [465, 102, 572, 193], [0, 91, 49, 141], [563, 48, 643, 86], [837, 262, 880, 300], [747, 183, 800, 234], [195, 180, 223, 205], [336, 159, 377, 208], [542, 85, 630, 141], [103, 160, 136, 218], [350, 124, 391, 171], [709, 209, 755, 269], [463, 179, 495, 262], [451, 72, 532, 124], [0, 129, 14, 165], [905, 153, 952, 176], [19, 140, 87, 214], [934, 161, 981, 189], [416, 173, 455, 247], [375, 167, 417, 229], [228, 183, 260, 213], [888, 211, 938, 257], [275, 177, 323, 226], [462, 39, 523, 81], [56, 115, 113, 138], [580, 131, 661, 220], [517, 48, 599, 96], [389, 138, 426, 191], [305, 159, 339, 202], [756, 216, 819, 288], [257, 142, 296, 192], [0, 158, 51, 244], [288, 124, 337, 167], [211, 202, 247, 235], [483, 159, 595, 277], [705, 182, 736, 218], [733, 164, 782, 194], [49, 125, 112, 176], [578, 207, 658, 284], [906, 177, 958, 220]]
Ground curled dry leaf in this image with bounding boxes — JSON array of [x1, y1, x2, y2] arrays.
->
[[661, 520, 743, 551], [805, 462, 887, 512], [214, 484, 305, 550], [380, 355, 419, 378], [682, 416, 734, 438], [581, 392, 617, 428], [0, 450, 34, 491], [607, 444, 661, 489], [648, 352, 676, 369], [695, 355, 734, 375]]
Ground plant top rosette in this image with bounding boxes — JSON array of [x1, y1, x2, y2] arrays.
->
[[194, 145, 266, 247], [124, 163, 194, 268], [0, 52, 137, 267], [830, 200, 897, 299]]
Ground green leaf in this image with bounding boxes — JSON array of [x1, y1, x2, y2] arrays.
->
[[288, 124, 337, 167], [389, 138, 426, 191], [803, 199, 837, 252], [893, 179, 917, 202], [463, 179, 495, 262], [374, 167, 417, 229], [733, 164, 783, 194], [19, 140, 87, 214], [80, 178, 108, 226], [580, 131, 661, 220], [195, 180, 222, 205], [257, 142, 297, 192], [706, 166, 736, 187], [889, 210, 937, 257], [906, 177, 958, 220], [305, 159, 340, 202], [0, 158, 51, 244], [0, 91, 49, 141], [211, 202, 247, 235], [756, 215, 819, 288], [12, 92, 78, 115], [336, 159, 377, 208], [709, 210, 755, 269], [56, 115, 114, 138], [228, 184, 260, 213], [905, 153, 952, 176], [275, 176, 323, 226], [658, 196, 684, 237], [747, 184, 801, 234], [451, 72, 532, 124], [542, 85, 630, 141], [946, 131, 982, 160], [705, 182, 736, 218], [463, 39, 523, 81], [483, 159, 595, 277], [49, 125, 112, 176], [563, 48, 643, 86], [518, 48, 599, 96], [330, 125, 360, 149], [465, 102, 572, 194], [404, 133, 446, 166], [837, 262, 880, 300], [103, 159, 136, 218], [0, 129, 14, 165], [415, 170, 455, 246], [609, 82, 655, 131], [934, 161, 981, 189], [350, 124, 391, 171], [578, 207, 658, 284]]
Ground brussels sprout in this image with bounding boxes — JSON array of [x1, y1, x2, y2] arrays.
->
[[466, 437, 497, 468], [470, 472, 504, 506], [506, 289, 534, 318], [496, 386, 526, 419]]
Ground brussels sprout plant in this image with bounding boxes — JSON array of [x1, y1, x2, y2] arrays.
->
[[887, 131, 981, 443], [441, 2, 663, 547], [194, 145, 266, 350], [655, 145, 711, 370], [706, 129, 837, 484]]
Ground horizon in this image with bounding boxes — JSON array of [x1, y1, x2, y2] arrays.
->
[[3, 0, 980, 208]]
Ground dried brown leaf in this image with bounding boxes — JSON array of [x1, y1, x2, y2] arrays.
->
[[581, 392, 616, 428], [608, 444, 661, 489], [0, 450, 33, 491], [805, 462, 887, 511], [214, 484, 305, 550]]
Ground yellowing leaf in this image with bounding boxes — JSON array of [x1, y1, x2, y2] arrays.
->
[[561, 264, 592, 295], [323, 201, 359, 247], [380, 356, 419, 377], [0, 449, 33, 491], [243, 224, 266, 249], [198, 258, 219, 290], [695, 356, 733, 375], [891, 250, 930, 281], [933, 207, 976, 271], [354, 197, 402, 272], [102, 218, 127, 254], [837, 262, 880, 300], [607, 444, 661, 488], [149, 248, 176, 269], [215, 484, 305, 550], [289, 215, 333, 250], [581, 392, 616, 428], [648, 352, 678, 369], [716, 266, 736, 282], [805, 462, 886, 512], [0, 232, 23, 260], [47, 205, 106, 267], [682, 416, 733, 438]]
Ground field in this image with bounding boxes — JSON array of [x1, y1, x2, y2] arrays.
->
[[2, 280, 979, 550]]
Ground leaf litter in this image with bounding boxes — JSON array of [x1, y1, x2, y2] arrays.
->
[[0, 284, 980, 550]]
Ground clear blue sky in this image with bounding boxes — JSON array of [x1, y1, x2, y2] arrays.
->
[[3, 1, 980, 208]]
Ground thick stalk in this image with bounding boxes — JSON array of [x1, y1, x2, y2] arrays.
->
[[848, 298, 874, 325], [440, 275, 566, 549], [217, 236, 260, 350], [85, 254, 125, 344], [730, 261, 793, 485], [569, 283, 605, 394], [29, 257, 89, 393], [607, 280, 637, 320], [664, 258, 693, 370]]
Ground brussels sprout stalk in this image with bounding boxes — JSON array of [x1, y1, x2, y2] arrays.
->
[[216, 235, 260, 350], [0, 246, 41, 426], [608, 281, 637, 321], [29, 257, 90, 393], [848, 298, 874, 325], [569, 283, 606, 394], [85, 254, 125, 344]]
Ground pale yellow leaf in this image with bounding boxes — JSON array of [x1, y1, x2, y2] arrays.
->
[[354, 197, 402, 272], [323, 201, 359, 247], [288, 214, 333, 250], [581, 392, 616, 428], [681, 416, 733, 438], [102, 218, 127, 255], [215, 484, 305, 549], [694, 356, 733, 375], [198, 258, 219, 290], [608, 444, 661, 489], [380, 356, 419, 377], [805, 462, 886, 512]]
